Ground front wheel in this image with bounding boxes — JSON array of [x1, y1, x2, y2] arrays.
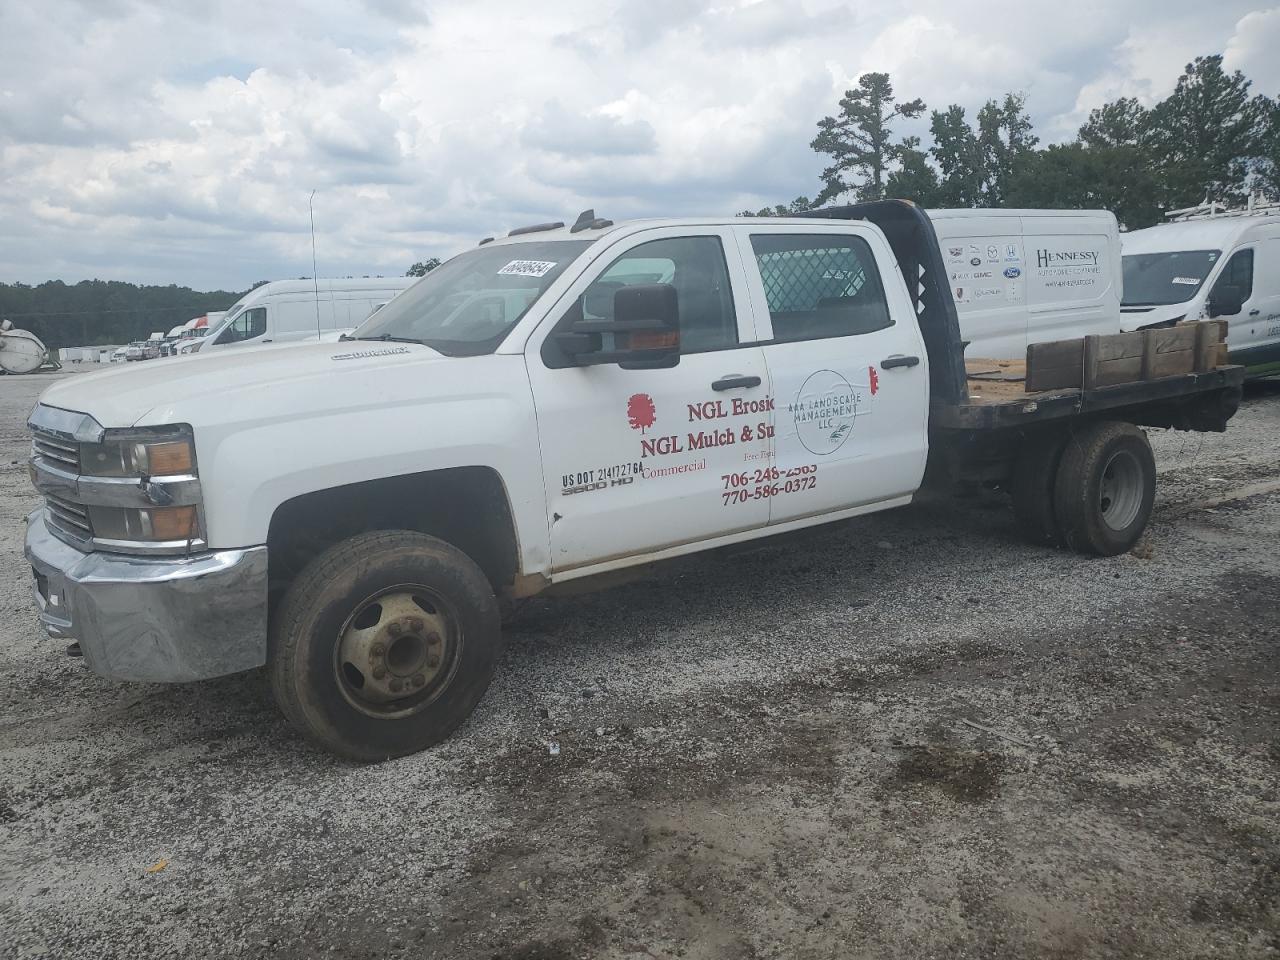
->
[[1053, 421, 1156, 556], [269, 530, 501, 761]]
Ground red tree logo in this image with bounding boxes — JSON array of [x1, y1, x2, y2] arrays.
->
[[627, 393, 657, 433], [868, 365, 879, 396]]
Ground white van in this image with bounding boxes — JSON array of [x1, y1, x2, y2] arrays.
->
[[928, 208, 1122, 359], [200, 278, 414, 351], [1121, 209, 1280, 377]]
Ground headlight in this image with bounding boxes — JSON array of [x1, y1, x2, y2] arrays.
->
[[81, 427, 196, 478], [88, 505, 200, 544], [78, 426, 203, 549]]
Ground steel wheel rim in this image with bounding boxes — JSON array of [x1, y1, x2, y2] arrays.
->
[[332, 584, 462, 719], [1099, 450, 1144, 532]]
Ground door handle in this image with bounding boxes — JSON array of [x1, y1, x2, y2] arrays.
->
[[711, 374, 761, 391], [1249, 309, 1261, 316], [881, 355, 919, 369]]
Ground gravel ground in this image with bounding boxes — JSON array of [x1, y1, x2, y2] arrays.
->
[[1, 371, 1277, 960]]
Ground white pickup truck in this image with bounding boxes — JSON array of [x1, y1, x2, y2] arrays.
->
[[24, 202, 1245, 760]]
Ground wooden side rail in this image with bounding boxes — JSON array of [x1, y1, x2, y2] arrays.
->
[[1025, 321, 1227, 393]]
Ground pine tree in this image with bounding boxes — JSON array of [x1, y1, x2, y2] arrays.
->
[[811, 73, 926, 204]]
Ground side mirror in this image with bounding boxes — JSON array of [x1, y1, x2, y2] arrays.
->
[[1208, 283, 1243, 317], [553, 282, 680, 370]]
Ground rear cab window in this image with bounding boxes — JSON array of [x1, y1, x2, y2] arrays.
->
[[744, 233, 893, 342]]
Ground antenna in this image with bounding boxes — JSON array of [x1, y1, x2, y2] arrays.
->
[[309, 189, 321, 340]]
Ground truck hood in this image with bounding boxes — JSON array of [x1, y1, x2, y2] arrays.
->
[[38, 340, 452, 427]]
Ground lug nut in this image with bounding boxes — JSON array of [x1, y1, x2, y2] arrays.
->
[[387, 622, 402, 637], [371, 642, 386, 657], [372, 665, 387, 680], [427, 653, 441, 669], [412, 674, 426, 688], [425, 632, 441, 647], [389, 678, 404, 693]]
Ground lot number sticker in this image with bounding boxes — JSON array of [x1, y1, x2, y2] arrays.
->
[[498, 259, 558, 277]]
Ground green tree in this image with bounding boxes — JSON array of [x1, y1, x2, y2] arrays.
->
[[1146, 55, 1268, 207], [736, 197, 812, 217], [929, 105, 984, 206], [1079, 96, 1150, 148], [1255, 97, 1280, 200], [1005, 142, 1162, 229], [884, 137, 940, 205], [977, 93, 1038, 204], [811, 72, 926, 204], [0, 280, 244, 349], [406, 258, 442, 277]]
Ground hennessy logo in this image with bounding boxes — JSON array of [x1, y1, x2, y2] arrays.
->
[[1036, 248, 1099, 269]]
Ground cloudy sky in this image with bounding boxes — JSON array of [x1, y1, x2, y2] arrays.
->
[[2, 0, 1278, 291]]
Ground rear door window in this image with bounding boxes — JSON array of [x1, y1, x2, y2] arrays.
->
[[748, 234, 893, 341]]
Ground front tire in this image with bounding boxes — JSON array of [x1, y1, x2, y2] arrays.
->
[[269, 530, 501, 761], [1053, 421, 1156, 556]]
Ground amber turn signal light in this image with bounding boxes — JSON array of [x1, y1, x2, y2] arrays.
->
[[146, 506, 199, 541], [140, 441, 194, 476]]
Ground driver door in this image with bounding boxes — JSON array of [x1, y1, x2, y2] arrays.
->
[[526, 227, 772, 573]]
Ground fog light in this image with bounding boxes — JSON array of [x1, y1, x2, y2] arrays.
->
[[89, 504, 201, 544]]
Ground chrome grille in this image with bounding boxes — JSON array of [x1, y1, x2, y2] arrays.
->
[[31, 429, 81, 472], [45, 493, 93, 542]]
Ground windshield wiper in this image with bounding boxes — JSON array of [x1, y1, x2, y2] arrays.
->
[[355, 334, 429, 345]]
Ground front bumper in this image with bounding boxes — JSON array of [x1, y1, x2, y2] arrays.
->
[[24, 509, 269, 682]]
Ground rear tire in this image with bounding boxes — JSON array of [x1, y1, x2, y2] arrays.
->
[[269, 530, 501, 761], [1053, 421, 1156, 556], [1011, 430, 1067, 546]]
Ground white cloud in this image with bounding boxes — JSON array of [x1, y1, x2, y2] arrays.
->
[[1224, 7, 1280, 93], [0, 0, 1270, 288]]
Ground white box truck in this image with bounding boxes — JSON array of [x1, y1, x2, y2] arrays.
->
[[1121, 204, 1280, 378]]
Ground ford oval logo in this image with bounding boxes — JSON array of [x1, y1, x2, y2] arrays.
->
[[1003, 266, 1021, 279]]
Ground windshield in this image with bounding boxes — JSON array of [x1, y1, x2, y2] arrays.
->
[[352, 239, 594, 355], [1122, 250, 1220, 306]]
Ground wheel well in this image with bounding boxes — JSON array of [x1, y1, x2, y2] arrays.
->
[[266, 467, 520, 609]]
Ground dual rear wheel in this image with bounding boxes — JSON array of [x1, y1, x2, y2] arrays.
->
[[1012, 420, 1156, 556]]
